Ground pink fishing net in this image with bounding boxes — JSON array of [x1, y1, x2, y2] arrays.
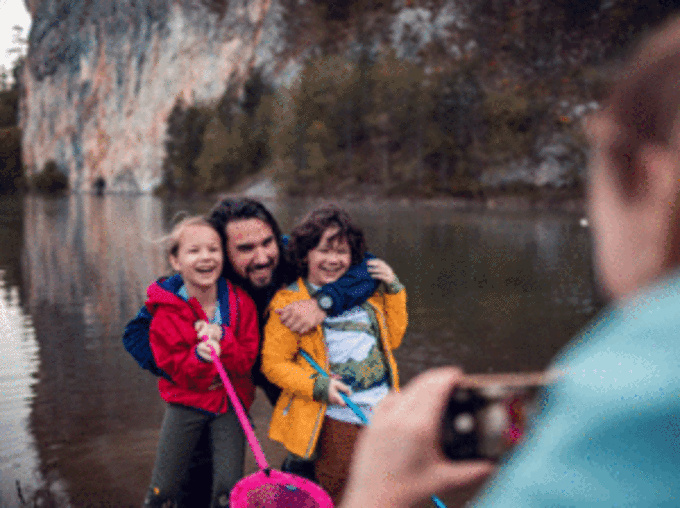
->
[[205, 340, 334, 508], [230, 469, 332, 508]]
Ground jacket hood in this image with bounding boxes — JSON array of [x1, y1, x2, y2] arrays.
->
[[146, 274, 188, 312], [146, 274, 232, 325]]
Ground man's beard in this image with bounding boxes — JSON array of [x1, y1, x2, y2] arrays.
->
[[246, 260, 277, 289]]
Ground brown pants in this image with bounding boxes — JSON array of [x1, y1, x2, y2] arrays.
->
[[315, 417, 362, 503]]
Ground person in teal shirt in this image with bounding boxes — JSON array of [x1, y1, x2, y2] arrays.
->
[[473, 273, 680, 506], [338, 14, 680, 508]]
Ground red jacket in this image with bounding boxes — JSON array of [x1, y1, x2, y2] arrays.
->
[[146, 277, 259, 413]]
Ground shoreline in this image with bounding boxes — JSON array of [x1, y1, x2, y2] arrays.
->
[[214, 171, 588, 215], [220, 190, 587, 215], [334, 194, 585, 214], [219, 173, 588, 214]]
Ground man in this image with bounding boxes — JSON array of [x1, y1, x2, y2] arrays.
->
[[339, 16, 680, 508], [123, 198, 379, 506]]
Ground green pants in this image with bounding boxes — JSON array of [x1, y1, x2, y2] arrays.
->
[[143, 404, 245, 508]]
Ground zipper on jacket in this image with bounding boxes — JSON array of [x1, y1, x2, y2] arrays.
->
[[303, 323, 329, 458], [305, 403, 327, 458], [374, 305, 395, 386]]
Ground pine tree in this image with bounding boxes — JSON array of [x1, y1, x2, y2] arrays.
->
[[161, 97, 209, 194]]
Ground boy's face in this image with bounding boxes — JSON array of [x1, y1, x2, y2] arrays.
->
[[305, 226, 351, 287], [169, 224, 223, 293], [225, 218, 280, 288]]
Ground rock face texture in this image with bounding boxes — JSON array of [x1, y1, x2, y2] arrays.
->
[[21, 0, 471, 193], [20, 0, 660, 193], [21, 0, 275, 192]]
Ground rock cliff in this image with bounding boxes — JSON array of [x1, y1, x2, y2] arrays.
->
[[21, 0, 275, 192], [18, 0, 517, 194], [19, 0, 674, 193]]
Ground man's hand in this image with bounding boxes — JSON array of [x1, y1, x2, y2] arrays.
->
[[339, 368, 494, 508], [276, 299, 326, 334], [195, 320, 222, 342]]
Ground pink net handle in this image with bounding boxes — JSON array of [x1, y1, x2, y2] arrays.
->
[[205, 338, 269, 471]]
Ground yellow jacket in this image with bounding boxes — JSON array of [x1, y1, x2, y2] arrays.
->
[[262, 277, 407, 458]]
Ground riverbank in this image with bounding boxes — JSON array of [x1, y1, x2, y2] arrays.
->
[[328, 192, 585, 214]]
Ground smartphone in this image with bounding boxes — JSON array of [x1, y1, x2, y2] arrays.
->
[[441, 372, 548, 461]]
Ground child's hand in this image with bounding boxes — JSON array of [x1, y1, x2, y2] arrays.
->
[[328, 378, 352, 406], [197, 338, 221, 362], [195, 320, 222, 342], [367, 259, 396, 285]]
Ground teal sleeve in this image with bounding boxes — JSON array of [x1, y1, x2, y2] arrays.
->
[[385, 275, 404, 294], [473, 295, 680, 507]]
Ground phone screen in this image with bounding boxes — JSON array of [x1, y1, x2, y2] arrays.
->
[[441, 372, 548, 461]]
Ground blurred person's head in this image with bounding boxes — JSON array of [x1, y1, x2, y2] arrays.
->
[[586, 16, 680, 300]]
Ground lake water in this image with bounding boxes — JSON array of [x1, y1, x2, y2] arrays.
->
[[0, 194, 598, 507]]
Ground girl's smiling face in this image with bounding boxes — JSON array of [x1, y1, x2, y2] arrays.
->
[[169, 224, 223, 293], [305, 226, 351, 287]]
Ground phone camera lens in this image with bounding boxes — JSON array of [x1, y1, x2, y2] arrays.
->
[[453, 412, 475, 434]]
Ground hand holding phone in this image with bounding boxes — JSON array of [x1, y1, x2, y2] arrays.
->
[[441, 372, 548, 461]]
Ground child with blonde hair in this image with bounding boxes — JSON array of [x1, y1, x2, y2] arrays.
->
[[142, 216, 259, 508], [262, 204, 407, 502]]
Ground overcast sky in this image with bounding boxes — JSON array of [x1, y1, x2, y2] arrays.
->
[[0, 0, 31, 70]]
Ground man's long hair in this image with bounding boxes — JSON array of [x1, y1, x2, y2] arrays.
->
[[604, 15, 680, 198]]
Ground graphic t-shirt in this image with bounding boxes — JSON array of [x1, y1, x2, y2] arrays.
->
[[321, 303, 389, 425]]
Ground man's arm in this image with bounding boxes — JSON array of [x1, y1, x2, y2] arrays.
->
[[277, 253, 380, 334], [122, 305, 170, 379]]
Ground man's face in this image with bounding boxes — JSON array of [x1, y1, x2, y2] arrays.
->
[[225, 218, 280, 288]]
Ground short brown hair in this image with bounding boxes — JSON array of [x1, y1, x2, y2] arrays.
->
[[289, 205, 366, 277], [603, 16, 680, 196]]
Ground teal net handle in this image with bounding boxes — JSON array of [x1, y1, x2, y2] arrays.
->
[[299, 350, 369, 425]]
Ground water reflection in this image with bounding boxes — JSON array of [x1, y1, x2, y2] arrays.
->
[[0, 194, 598, 507], [21, 195, 173, 508], [0, 270, 68, 508]]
